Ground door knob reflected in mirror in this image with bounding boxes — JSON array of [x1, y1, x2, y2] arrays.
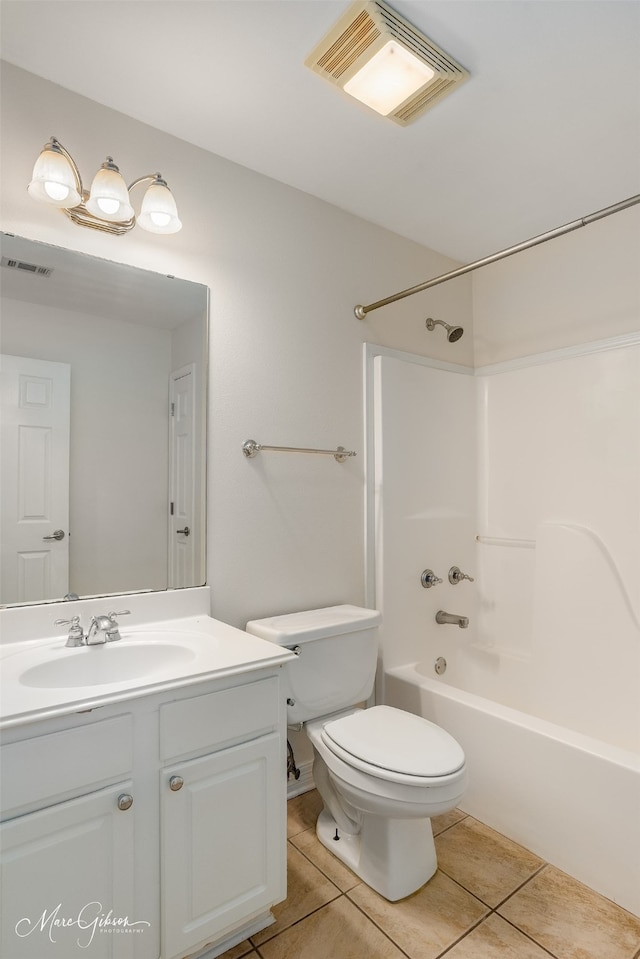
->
[[176, 527, 190, 537]]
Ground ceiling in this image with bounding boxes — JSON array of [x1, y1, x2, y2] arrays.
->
[[1, 234, 207, 328], [1, 1, 639, 263]]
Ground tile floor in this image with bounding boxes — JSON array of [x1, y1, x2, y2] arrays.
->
[[220, 789, 640, 959]]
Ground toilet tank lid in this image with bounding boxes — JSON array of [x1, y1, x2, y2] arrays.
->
[[245, 605, 381, 645]]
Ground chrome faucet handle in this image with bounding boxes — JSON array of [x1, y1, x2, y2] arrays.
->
[[105, 610, 131, 642], [55, 615, 86, 647], [421, 569, 443, 588], [448, 566, 475, 585]]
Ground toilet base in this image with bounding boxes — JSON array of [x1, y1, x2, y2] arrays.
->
[[315, 807, 438, 901]]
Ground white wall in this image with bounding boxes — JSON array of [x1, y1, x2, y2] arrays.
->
[[1, 296, 171, 595], [472, 203, 640, 366], [0, 61, 473, 629]]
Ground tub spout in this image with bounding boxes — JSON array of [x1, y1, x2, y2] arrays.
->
[[435, 610, 469, 628]]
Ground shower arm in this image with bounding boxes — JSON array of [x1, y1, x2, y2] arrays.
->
[[354, 193, 640, 319]]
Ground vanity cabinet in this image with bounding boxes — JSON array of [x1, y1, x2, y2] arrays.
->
[[162, 735, 283, 957], [0, 668, 287, 959], [1, 782, 137, 959], [159, 677, 286, 959], [0, 714, 138, 959]]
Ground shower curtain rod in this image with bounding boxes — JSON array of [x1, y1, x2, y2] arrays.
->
[[354, 193, 640, 319]]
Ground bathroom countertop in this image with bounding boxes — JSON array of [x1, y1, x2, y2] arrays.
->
[[0, 614, 295, 730]]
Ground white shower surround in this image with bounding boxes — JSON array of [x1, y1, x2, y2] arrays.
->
[[365, 336, 640, 915]]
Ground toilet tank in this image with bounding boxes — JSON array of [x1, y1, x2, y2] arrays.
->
[[245, 605, 381, 725]]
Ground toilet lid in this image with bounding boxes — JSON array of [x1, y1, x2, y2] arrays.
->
[[322, 705, 465, 779]]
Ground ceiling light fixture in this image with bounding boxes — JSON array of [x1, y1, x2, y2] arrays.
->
[[28, 138, 182, 235], [305, 0, 468, 126]]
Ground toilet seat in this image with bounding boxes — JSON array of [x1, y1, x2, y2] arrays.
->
[[322, 705, 465, 786]]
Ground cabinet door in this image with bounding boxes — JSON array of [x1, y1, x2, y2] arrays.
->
[[161, 733, 285, 959], [1, 782, 145, 959]]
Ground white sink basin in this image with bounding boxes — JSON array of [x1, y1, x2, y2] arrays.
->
[[20, 640, 197, 688], [0, 613, 295, 728]]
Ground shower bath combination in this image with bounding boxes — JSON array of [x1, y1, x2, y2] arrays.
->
[[425, 317, 464, 342]]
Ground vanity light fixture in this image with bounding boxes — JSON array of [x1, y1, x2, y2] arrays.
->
[[305, 0, 468, 126], [28, 138, 182, 235]]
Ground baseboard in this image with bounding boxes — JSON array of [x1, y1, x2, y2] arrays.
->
[[286, 759, 315, 799]]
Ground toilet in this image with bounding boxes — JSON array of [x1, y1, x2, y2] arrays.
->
[[245, 605, 466, 901]]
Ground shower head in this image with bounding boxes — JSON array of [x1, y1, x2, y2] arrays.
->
[[425, 317, 464, 342]]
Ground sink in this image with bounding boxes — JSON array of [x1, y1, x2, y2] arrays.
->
[[20, 641, 197, 688]]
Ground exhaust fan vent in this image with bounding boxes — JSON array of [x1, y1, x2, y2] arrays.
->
[[315, 9, 380, 80], [305, 0, 468, 126], [1, 256, 53, 277]]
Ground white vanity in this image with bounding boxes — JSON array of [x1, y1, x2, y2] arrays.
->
[[0, 588, 294, 959]]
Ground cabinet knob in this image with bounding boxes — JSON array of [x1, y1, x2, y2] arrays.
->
[[169, 775, 184, 791], [117, 793, 133, 811]]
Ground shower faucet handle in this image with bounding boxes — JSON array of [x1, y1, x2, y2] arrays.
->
[[448, 566, 475, 585], [421, 569, 443, 588]]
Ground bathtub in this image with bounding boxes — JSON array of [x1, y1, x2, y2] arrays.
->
[[385, 662, 640, 917]]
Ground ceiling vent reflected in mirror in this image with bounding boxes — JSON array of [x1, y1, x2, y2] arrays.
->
[[305, 0, 469, 126], [1, 256, 53, 277]]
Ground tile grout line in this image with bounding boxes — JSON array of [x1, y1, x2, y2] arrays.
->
[[435, 856, 549, 914], [426, 913, 491, 959], [249, 889, 343, 951], [433, 866, 495, 909], [285, 835, 360, 895], [431, 812, 470, 840], [492, 861, 550, 911], [434, 859, 565, 959], [495, 911, 563, 959], [344, 892, 419, 959]]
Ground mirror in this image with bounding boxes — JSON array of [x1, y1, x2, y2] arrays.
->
[[0, 234, 208, 607]]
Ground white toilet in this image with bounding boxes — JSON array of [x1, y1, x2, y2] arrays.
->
[[245, 605, 466, 901]]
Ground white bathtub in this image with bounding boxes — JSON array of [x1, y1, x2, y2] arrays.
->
[[385, 661, 640, 918]]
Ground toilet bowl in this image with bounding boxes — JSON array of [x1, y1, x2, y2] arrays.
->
[[245, 606, 467, 901]]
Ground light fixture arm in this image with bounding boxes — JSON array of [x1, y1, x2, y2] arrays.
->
[[48, 137, 84, 196], [127, 172, 165, 192]]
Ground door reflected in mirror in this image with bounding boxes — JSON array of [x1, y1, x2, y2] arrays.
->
[[0, 234, 208, 606]]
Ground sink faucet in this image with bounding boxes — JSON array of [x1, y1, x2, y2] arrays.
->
[[86, 614, 115, 645], [55, 610, 131, 647], [435, 610, 469, 629]]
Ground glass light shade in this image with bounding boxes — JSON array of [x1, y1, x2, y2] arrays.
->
[[343, 40, 435, 116], [27, 146, 82, 208], [86, 164, 134, 222], [137, 181, 182, 234]]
